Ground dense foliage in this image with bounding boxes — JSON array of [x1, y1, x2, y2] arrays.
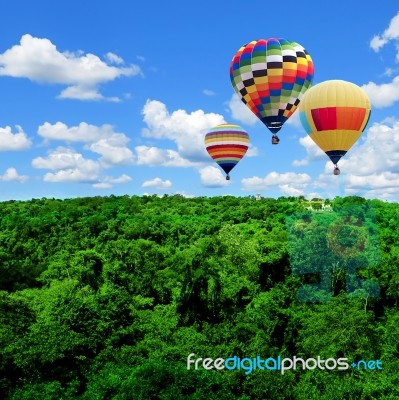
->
[[0, 194, 398, 399]]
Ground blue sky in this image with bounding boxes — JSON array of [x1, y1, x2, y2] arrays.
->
[[1, 1, 399, 200]]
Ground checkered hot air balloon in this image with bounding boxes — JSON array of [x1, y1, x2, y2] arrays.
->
[[204, 124, 250, 180], [230, 38, 314, 144], [299, 80, 371, 175]]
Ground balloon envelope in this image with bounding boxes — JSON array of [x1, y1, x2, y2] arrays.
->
[[230, 38, 314, 138], [299, 80, 371, 169], [205, 124, 249, 179]]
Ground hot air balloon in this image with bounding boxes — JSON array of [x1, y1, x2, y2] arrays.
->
[[230, 38, 314, 144], [204, 124, 249, 180], [298, 80, 371, 175]]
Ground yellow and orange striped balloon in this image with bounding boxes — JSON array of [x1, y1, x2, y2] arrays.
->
[[299, 80, 371, 173]]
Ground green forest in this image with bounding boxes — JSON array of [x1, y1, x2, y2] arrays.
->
[[0, 194, 398, 399]]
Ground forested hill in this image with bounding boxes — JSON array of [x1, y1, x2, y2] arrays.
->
[[1, 194, 399, 399]]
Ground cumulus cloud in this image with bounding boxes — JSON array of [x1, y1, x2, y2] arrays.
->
[[241, 171, 311, 195], [0, 167, 28, 182], [311, 119, 399, 200], [309, 168, 345, 199], [108, 174, 132, 184], [139, 99, 259, 168], [142, 177, 172, 189], [0, 125, 31, 151], [34, 122, 136, 187], [362, 76, 399, 108], [89, 134, 134, 166], [226, 94, 259, 126], [38, 121, 134, 166], [32, 147, 92, 170], [92, 174, 132, 189], [58, 86, 120, 102], [338, 121, 399, 176], [32, 147, 101, 183], [43, 169, 98, 183], [0, 34, 141, 101], [141, 99, 225, 161], [92, 182, 112, 189], [199, 166, 230, 188], [363, 12, 399, 108], [292, 135, 325, 166], [370, 11, 399, 57], [135, 145, 199, 167], [38, 122, 117, 143]]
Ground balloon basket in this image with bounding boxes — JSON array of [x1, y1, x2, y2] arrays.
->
[[272, 136, 280, 145]]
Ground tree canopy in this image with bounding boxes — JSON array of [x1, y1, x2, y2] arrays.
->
[[0, 195, 397, 399]]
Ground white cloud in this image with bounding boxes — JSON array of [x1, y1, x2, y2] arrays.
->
[[43, 168, 99, 183], [142, 177, 172, 189], [32, 147, 101, 183], [109, 174, 132, 184], [292, 135, 325, 166], [105, 52, 124, 65], [279, 184, 304, 197], [0, 167, 28, 182], [89, 134, 134, 166], [370, 35, 389, 53], [34, 121, 135, 186], [310, 119, 399, 200], [32, 146, 134, 188], [38, 121, 117, 143], [338, 121, 399, 176], [141, 99, 225, 161], [363, 13, 399, 109], [362, 13, 399, 108], [382, 67, 399, 77], [140, 99, 258, 168], [226, 94, 259, 126], [199, 166, 230, 187], [203, 89, 215, 96], [135, 145, 198, 167], [241, 171, 311, 195], [92, 174, 132, 189], [362, 76, 399, 108], [0, 125, 31, 151], [32, 147, 98, 170], [310, 169, 345, 199], [370, 12, 399, 56], [92, 182, 112, 189], [58, 86, 120, 102], [38, 121, 134, 167], [0, 34, 141, 101], [246, 144, 259, 157]]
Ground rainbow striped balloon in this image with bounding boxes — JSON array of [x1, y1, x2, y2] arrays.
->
[[230, 38, 314, 143], [204, 124, 250, 180]]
